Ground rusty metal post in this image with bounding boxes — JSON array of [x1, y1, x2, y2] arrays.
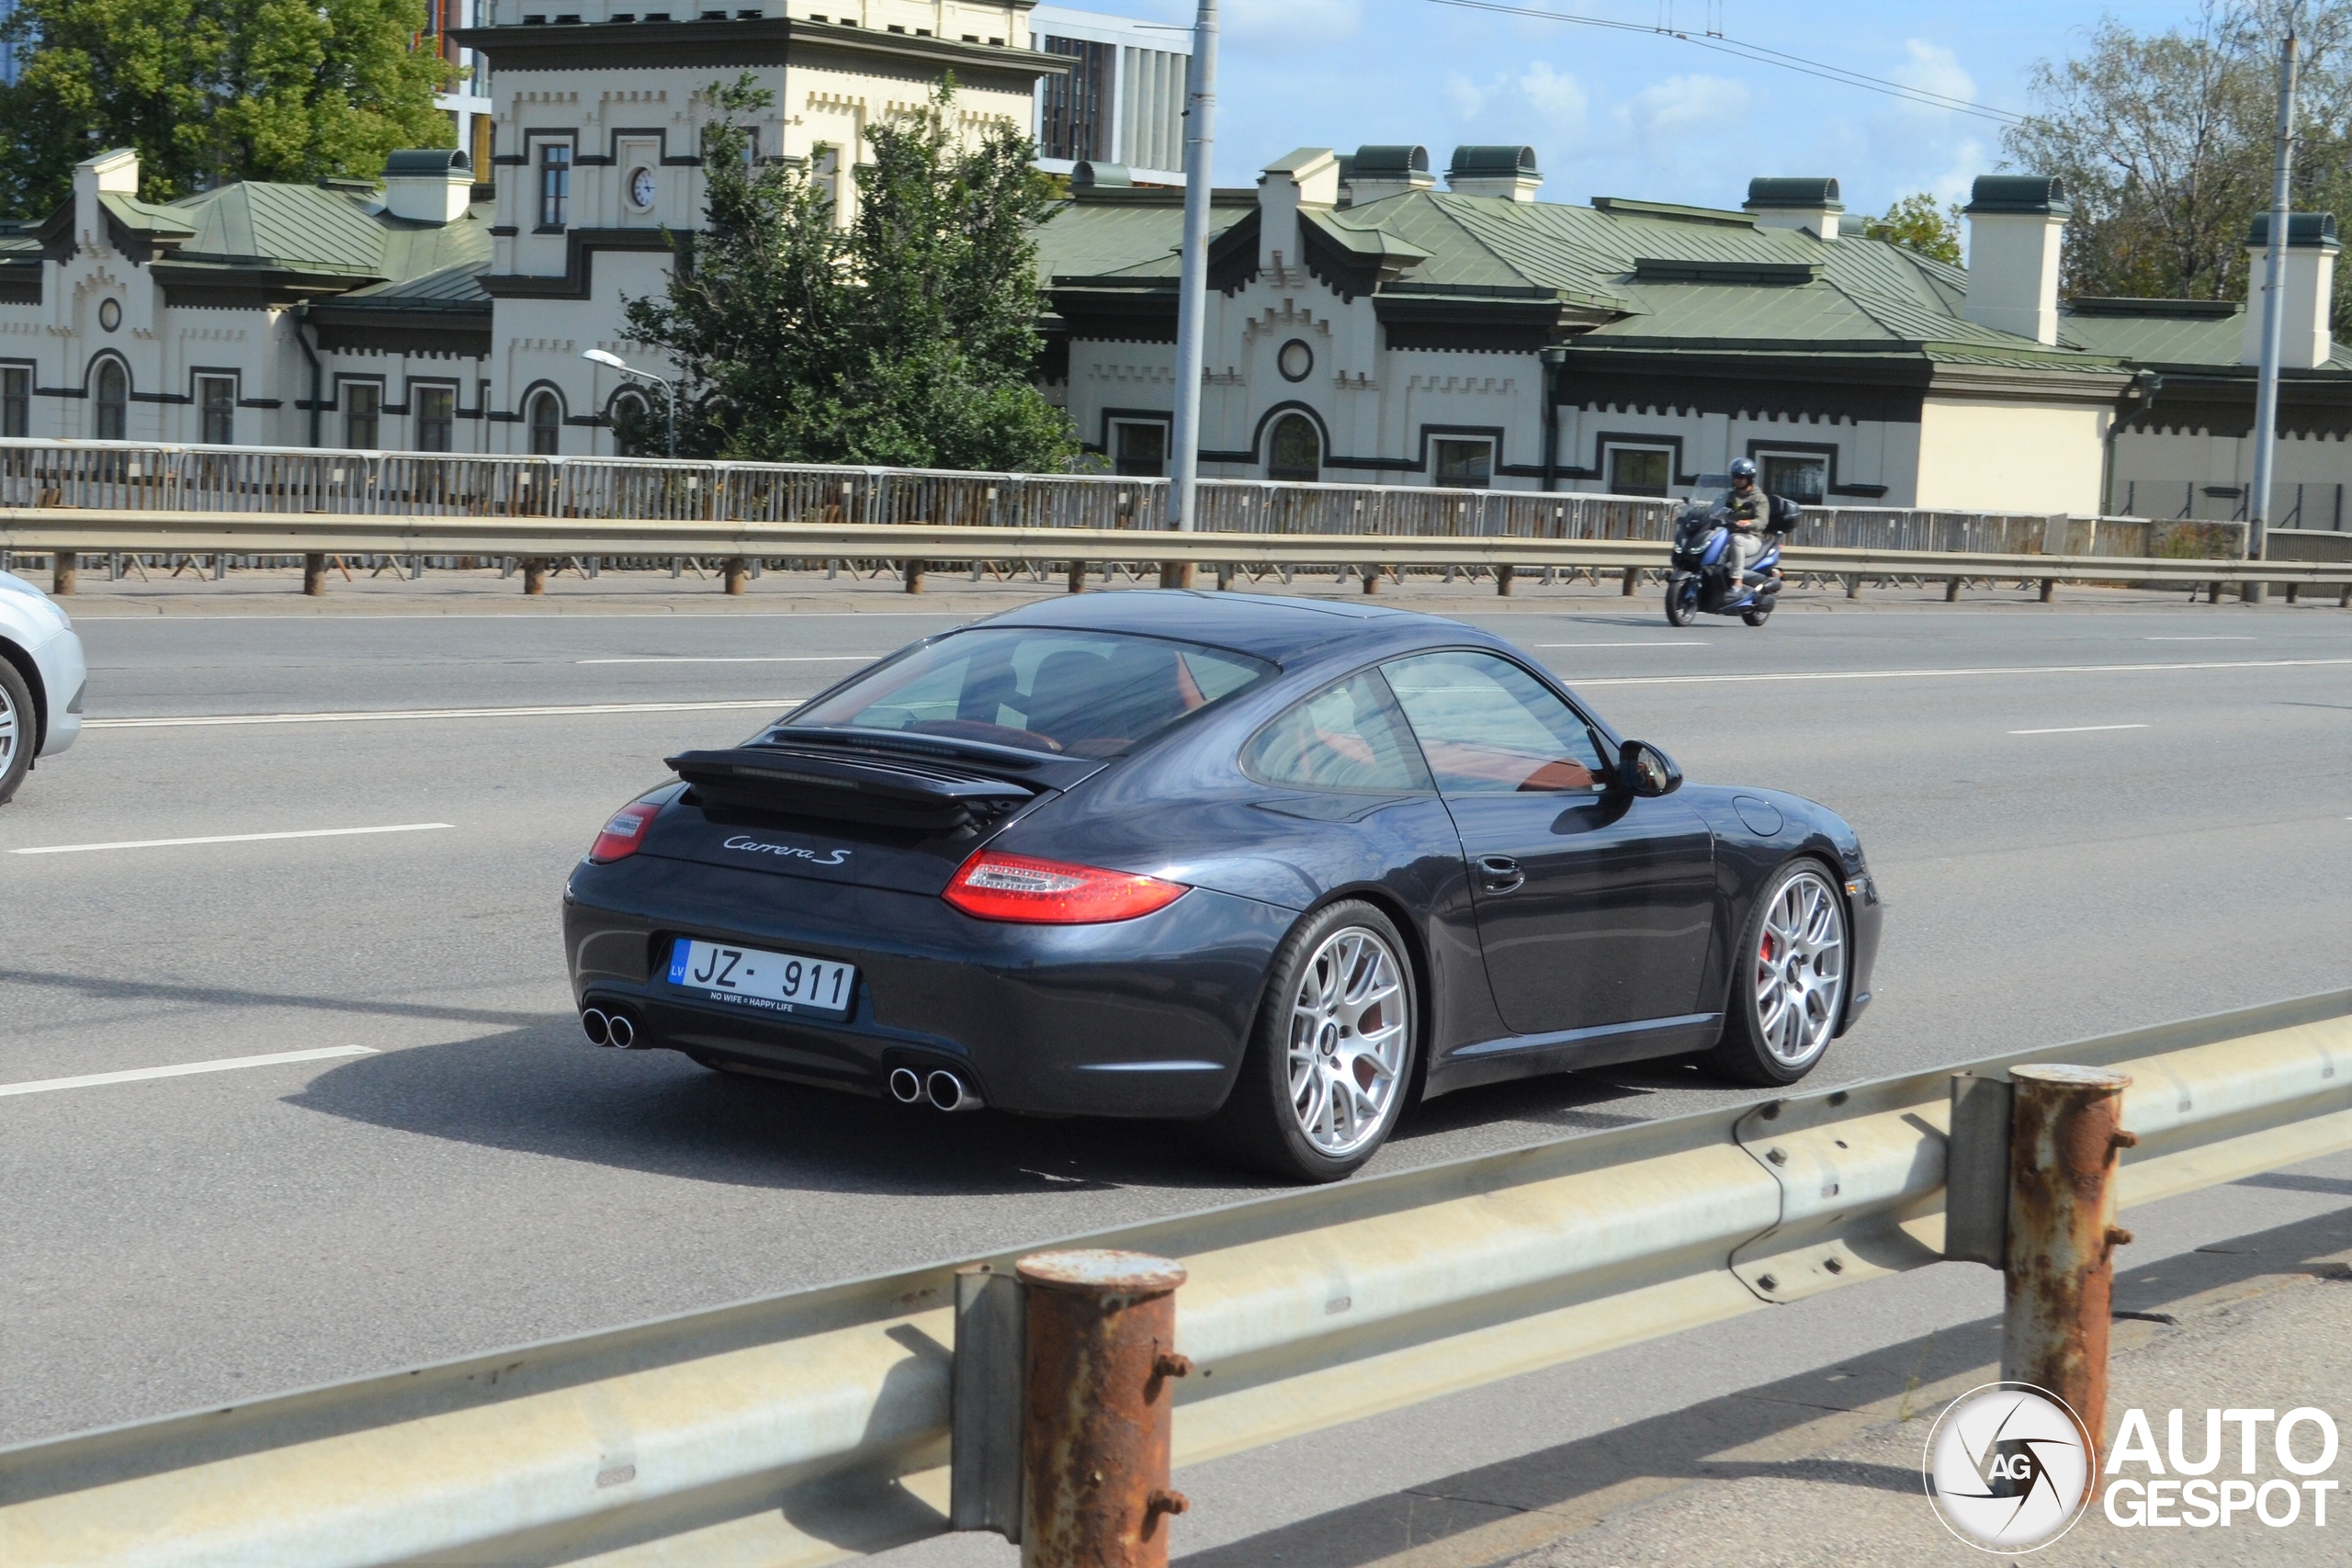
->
[[1159, 561, 1194, 590], [1620, 565, 1638, 595], [51, 550, 75, 595], [905, 558, 927, 593], [303, 552, 326, 596], [2040, 576, 2057, 603], [720, 557, 747, 595], [1067, 559, 1087, 593], [1495, 562, 1515, 596], [2002, 1065, 2136, 1472], [522, 558, 549, 595], [1945, 576, 1962, 602], [1019, 1249, 1190, 1568]]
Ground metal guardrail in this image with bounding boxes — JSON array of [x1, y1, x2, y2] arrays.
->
[[2, 991, 2346, 1567], [2, 510, 2347, 591], [0, 436, 2248, 562]]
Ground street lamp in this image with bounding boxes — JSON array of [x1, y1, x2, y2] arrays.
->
[[582, 348, 676, 458]]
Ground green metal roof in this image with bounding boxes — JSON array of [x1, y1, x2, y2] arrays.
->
[[2060, 298, 2352, 372]]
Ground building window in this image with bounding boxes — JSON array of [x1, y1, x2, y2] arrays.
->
[[527, 389, 561, 454], [608, 389, 650, 456], [2, 367, 28, 437], [1431, 437, 1493, 490], [1266, 413, 1321, 482], [94, 358, 128, 440], [1037, 36, 1113, 162], [538, 141, 571, 230], [344, 382, 381, 449], [1111, 419, 1167, 478], [1606, 446, 1671, 497], [416, 385, 456, 452], [1758, 452, 1827, 505], [198, 376, 236, 444]]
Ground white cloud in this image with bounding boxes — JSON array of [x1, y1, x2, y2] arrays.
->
[[1616, 73, 1749, 143], [1446, 73, 1489, 120], [1225, 0, 1359, 45], [1891, 39, 1977, 109], [1517, 62, 1589, 130]]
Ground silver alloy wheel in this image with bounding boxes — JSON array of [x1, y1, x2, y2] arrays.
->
[[0, 677, 17, 773], [1751, 868, 1847, 1067], [1285, 924, 1408, 1157]]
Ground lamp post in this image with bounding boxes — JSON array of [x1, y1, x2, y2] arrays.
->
[[2246, 24, 2301, 604], [1164, 0, 1219, 587], [582, 348, 676, 458]]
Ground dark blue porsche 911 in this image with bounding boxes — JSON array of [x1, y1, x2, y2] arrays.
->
[[564, 592, 1882, 1181]]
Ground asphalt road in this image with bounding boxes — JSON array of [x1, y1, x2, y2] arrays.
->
[[3, 577, 2347, 1494]]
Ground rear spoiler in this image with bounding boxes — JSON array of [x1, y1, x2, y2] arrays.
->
[[665, 747, 1036, 831]]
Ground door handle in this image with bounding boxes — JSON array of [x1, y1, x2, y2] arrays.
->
[[1476, 855, 1525, 894]]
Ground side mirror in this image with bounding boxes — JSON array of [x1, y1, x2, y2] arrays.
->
[[1618, 739, 1682, 798]]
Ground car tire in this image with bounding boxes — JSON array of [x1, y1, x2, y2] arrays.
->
[[1709, 859, 1848, 1086], [0, 658, 34, 806], [1208, 899, 1419, 1183]]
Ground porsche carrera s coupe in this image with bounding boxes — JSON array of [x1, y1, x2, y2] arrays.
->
[[563, 592, 1881, 1180]]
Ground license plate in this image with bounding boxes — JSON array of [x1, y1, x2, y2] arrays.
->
[[665, 938, 857, 1021]]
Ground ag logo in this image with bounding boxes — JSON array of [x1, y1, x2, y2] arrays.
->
[[1923, 1382, 2094, 1552]]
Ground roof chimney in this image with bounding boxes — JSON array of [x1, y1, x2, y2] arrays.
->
[[1259, 148, 1340, 274], [1345, 145, 1432, 205], [1744, 177, 1841, 240], [382, 149, 474, 224], [1446, 145, 1542, 203], [2241, 211, 2339, 369], [1962, 175, 2069, 346]]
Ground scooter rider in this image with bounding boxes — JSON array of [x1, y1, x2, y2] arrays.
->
[[1718, 457, 1770, 594]]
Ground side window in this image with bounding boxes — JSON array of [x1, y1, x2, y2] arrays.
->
[[1383, 649, 1610, 795], [1240, 671, 1432, 794]]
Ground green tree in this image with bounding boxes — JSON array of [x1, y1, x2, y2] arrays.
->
[[0, 0, 450, 213], [1860, 192, 1963, 264], [2002, 3, 2352, 322], [621, 74, 1079, 472]]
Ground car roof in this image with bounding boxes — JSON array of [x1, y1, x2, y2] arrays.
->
[[982, 590, 1464, 664]]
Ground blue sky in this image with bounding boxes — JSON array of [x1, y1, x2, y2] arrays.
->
[[1108, 0, 2206, 218]]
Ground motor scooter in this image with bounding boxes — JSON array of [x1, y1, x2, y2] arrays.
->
[[1664, 500, 1795, 627]]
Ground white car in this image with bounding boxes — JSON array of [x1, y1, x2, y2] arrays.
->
[[0, 568, 85, 803]]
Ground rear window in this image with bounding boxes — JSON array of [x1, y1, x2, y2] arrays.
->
[[788, 627, 1274, 759]]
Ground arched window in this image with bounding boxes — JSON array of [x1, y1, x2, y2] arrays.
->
[[1266, 412, 1321, 482], [608, 389, 650, 457], [527, 389, 561, 455], [93, 358, 128, 441]]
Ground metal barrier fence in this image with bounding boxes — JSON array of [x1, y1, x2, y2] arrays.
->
[[1, 990, 2346, 1567], [0, 438, 2247, 562]]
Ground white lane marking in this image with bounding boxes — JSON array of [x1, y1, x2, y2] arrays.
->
[[11, 823, 454, 855], [574, 655, 880, 665], [2008, 724, 2151, 736], [2144, 636, 2255, 641], [1576, 657, 2352, 688], [0, 1045, 377, 1098], [1539, 641, 1710, 649], [85, 698, 804, 729]]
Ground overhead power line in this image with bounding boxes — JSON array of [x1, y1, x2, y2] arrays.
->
[[1425, 0, 2029, 126]]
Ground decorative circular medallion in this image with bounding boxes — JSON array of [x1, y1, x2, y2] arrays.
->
[[98, 298, 121, 333], [1276, 338, 1314, 382], [628, 167, 658, 210]]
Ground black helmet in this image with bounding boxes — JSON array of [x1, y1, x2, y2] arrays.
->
[[1728, 457, 1758, 484]]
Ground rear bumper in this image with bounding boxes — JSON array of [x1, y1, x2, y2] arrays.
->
[[562, 855, 1292, 1117]]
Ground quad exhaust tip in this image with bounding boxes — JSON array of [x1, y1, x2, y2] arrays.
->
[[926, 1068, 983, 1113], [888, 1066, 923, 1104], [582, 1007, 637, 1048]]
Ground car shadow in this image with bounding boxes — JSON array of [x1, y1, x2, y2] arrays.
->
[[284, 1026, 1256, 1200], [283, 1022, 1682, 1200]]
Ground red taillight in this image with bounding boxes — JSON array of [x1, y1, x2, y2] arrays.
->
[[589, 803, 660, 863], [943, 851, 1190, 924]]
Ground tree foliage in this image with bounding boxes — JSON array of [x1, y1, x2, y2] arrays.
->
[[1860, 193, 1963, 265], [620, 75, 1078, 472], [2004, 2, 2352, 324], [0, 0, 452, 212]]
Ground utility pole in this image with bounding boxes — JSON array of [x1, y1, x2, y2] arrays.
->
[[1162, 0, 1218, 590], [2247, 23, 2300, 604]]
